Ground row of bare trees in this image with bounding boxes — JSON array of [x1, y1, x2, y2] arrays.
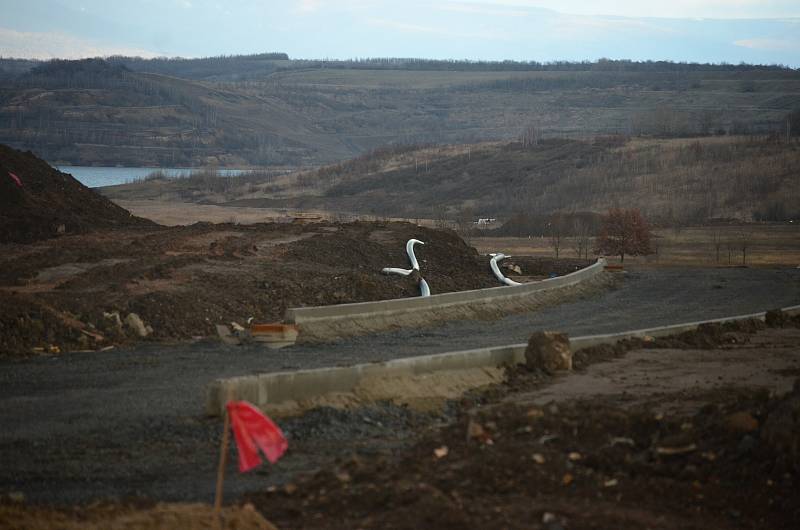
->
[[710, 229, 752, 265]]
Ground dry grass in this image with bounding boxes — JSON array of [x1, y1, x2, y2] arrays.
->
[[470, 224, 800, 268]]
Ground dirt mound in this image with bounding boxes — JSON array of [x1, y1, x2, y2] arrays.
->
[[0, 144, 153, 244], [0, 221, 510, 355], [249, 383, 800, 530]]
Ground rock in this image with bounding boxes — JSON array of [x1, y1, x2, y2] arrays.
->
[[525, 331, 572, 373], [103, 311, 122, 328], [467, 419, 486, 440], [725, 411, 759, 433], [124, 313, 150, 337], [216, 324, 240, 345]]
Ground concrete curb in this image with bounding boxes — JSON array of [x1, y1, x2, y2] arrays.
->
[[285, 258, 608, 342], [205, 304, 800, 416]]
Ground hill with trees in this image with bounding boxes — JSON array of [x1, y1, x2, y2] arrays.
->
[[102, 134, 800, 226], [1, 55, 798, 167]]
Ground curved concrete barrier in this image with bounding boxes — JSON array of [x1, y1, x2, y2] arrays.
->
[[286, 258, 611, 342], [206, 304, 800, 417]]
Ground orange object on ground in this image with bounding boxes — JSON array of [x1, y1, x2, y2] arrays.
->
[[250, 323, 299, 348]]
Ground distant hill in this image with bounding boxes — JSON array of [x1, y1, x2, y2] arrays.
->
[[0, 144, 154, 243], [103, 135, 800, 226], [1, 56, 799, 167]]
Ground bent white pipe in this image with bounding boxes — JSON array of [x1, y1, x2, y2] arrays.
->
[[406, 239, 425, 271], [419, 278, 431, 297], [490, 253, 522, 287], [382, 267, 414, 277]]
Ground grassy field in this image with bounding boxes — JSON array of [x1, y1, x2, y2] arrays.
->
[[470, 224, 800, 268]]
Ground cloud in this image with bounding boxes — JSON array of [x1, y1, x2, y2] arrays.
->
[[439, 2, 531, 17], [550, 14, 679, 36], [0, 27, 160, 59], [733, 37, 799, 51], [365, 17, 510, 40], [448, 0, 800, 19], [295, 0, 321, 13]]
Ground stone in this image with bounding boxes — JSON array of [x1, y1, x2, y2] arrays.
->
[[525, 331, 572, 373], [124, 313, 150, 337], [103, 311, 122, 329], [216, 324, 240, 345]]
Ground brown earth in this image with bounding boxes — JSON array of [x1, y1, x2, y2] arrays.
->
[[0, 144, 153, 244], [0, 220, 523, 356], [1, 318, 798, 529], [0, 501, 277, 530], [244, 319, 800, 530]]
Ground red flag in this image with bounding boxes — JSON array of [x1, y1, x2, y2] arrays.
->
[[226, 401, 288, 473], [8, 172, 22, 187]]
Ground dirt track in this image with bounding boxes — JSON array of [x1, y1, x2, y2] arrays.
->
[[1, 267, 799, 509]]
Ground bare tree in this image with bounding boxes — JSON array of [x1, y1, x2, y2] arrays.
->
[[520, 125, 541, 148], [549, 214, 565, 259], [736, 230, 751, 265], [433, 205, 449, 230], [572, 218, 592, 259], [710, 229, 724, 264], [595, 208, 652, 263], [454, 206, 475, 237]]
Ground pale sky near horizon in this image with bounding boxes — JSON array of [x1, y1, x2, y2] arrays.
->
[[1, 0, 799, 66]]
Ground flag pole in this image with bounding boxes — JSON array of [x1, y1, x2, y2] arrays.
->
[[213, 405, 231, 529]]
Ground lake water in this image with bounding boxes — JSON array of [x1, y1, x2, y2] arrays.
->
[[55, 166, 247, 188]]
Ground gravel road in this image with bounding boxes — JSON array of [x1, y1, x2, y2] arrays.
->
[[1, 267, 799, 505]]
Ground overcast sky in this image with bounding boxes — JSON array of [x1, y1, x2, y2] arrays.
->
[[1, 0, 799, 66]]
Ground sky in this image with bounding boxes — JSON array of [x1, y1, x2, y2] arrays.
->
[[1, 0, 799, 66]]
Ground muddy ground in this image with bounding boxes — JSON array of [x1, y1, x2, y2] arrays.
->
[[1, 220, 563, 356], [3, 319, 799, 529], [247, 319, 800, 530]]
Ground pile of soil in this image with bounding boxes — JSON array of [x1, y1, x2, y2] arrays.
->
[[0, 144, 153, 244], [0, 221, 501, 355], [240, 321, 800, 529], [249, 382, 800, 530], [0, 500, 277, 530]]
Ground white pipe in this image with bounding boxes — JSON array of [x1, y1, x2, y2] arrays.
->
[[381, 267, 414, 276], [490, 253, 522, 286], [406, 239, 424, 271], [419, 278, 431, 297]]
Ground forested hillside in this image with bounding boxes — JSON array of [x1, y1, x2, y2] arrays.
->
[[102, 135, 800, 225], [1, 55, 798, 167]]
